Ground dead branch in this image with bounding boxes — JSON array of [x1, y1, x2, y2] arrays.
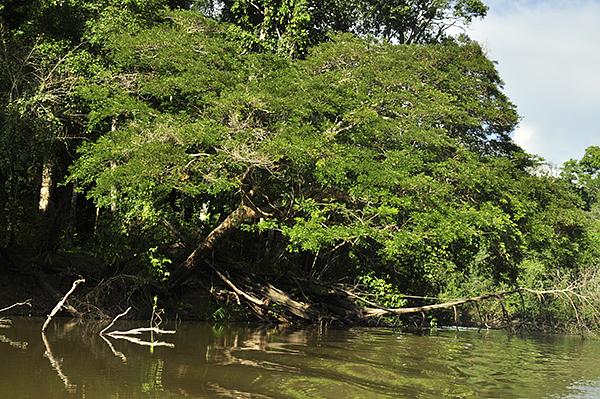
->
[[358, 286, 592, 323], [361, 290, 519, 317], [35, 273, 81, 317], [209, 264, 317, 322], [99, 307, 132, 335], [212, 267, 265, 308], [260, 283, 316, 321], [101, 307, 176, 350], [0, 299, 32, 313], [42, 279, 85, 333]]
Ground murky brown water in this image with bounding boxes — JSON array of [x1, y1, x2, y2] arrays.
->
[[1, 317, 600, 398]]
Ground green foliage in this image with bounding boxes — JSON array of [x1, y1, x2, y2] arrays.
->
[[562, 146, 600, 209], [65, 11, 596, 304], [218, 0, 488, 56], [147, 247, 172, 280], [1, 0, 598, 330], [358, 273, 407, 309]]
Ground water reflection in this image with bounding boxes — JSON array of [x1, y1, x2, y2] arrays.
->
[[0, 318, 599, 398], [42, 332, 76, 393]]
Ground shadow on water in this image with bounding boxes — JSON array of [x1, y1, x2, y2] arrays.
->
[[1, 318, 600, 398]]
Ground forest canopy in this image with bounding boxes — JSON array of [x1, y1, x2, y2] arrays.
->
[[0, 0, 598, 328]]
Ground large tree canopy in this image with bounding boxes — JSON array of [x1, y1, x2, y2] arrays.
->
[[66, 13, 591, 297]]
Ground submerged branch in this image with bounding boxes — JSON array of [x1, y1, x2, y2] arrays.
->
[[107, 327, 176, 336], [107, 334, 175, 348], [101, 307, 176, 350]]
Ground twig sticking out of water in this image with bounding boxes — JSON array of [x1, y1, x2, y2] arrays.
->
[[99, 306, 132, 335], [42, 279, 84, 333]]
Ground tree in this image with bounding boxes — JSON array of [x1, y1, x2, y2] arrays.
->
[[0, 0, 168, 254], [214, 0, 487, 56], [562, 146, 600, 209], [67, 12, 542, 295]]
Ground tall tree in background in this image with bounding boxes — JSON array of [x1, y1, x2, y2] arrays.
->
[[214, 0, 488, 55], [563, 146, 600, 210], [0, 0, 166, 253]]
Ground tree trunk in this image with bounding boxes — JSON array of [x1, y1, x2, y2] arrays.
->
[[110, 119, 117, 212], [38, 162, 53, 214], [170, 204, 260, 286]]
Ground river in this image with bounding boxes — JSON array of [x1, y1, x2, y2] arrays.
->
[[1, 317, 599, 398]]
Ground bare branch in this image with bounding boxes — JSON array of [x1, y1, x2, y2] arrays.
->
[[42, 279, 85, 333], [99, 307, 132, 335], [0, 299, 32, 313]]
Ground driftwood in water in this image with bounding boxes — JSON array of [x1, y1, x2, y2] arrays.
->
[[41, 279, 85, 333], [100, 306, 176, 349]]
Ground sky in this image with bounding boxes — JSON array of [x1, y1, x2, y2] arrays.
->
[[467, 0, 600, 165]]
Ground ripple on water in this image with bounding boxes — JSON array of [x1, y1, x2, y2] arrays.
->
[[1, 319, 600, 398]]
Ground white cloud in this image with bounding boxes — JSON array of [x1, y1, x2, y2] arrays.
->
[[512, 123, 538, 153], [468, 0, 600, 164]]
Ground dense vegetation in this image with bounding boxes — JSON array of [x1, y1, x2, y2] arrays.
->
[[1, 0, 598, 329]]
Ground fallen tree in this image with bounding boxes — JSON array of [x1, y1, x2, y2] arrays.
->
[[194, 265, 599, 331]]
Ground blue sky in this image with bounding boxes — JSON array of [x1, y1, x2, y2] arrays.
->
[[467, 0, 600, 165]]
